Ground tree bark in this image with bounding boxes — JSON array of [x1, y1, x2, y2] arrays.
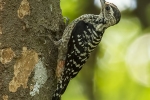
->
[[0, 0, 64, 100]]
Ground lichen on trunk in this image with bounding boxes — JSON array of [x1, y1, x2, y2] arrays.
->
[[0, 0, 64, 100]]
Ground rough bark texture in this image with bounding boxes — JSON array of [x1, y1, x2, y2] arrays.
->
[[0, 0, 64, 100]]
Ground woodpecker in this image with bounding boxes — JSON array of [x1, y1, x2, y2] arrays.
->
[[52, 0, 121, 100]]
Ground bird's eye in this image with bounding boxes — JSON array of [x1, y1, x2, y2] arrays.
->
[[105, 6, 110, 11]]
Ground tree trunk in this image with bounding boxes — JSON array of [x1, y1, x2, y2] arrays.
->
[[0, 0, 64, 100]]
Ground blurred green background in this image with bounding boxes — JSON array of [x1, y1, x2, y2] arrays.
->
[[60, 0, 150, 100]]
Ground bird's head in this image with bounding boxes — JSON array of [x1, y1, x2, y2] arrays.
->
[[99, 0, 121, 26]]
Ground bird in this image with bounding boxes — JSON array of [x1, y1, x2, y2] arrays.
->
[[52, 0, 121, 100]]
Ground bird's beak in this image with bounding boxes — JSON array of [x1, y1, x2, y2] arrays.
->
[[100, 0, 105, 12]]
